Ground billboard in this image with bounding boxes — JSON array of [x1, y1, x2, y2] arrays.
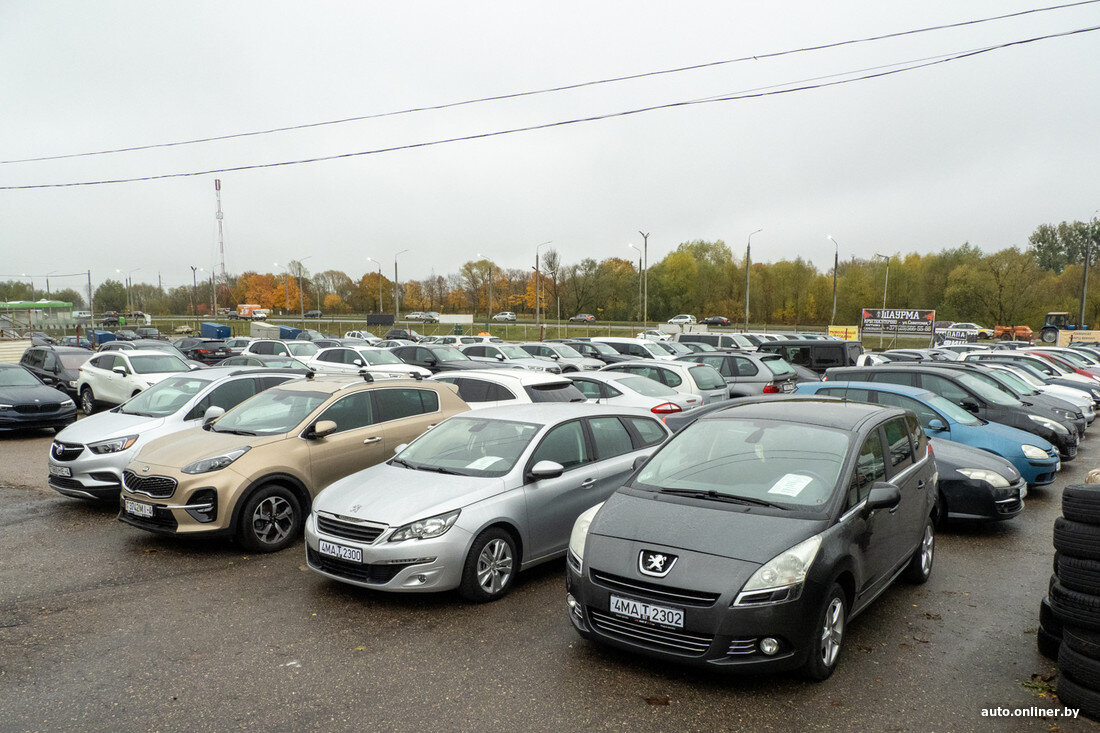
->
[[828, 326, 860, 340], [939, 328, 977, 346], [860, 309, 935, 336]]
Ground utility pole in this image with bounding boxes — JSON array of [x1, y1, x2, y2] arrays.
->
[[367, 257, 383, 313], [874, 253, 891, 348], [1081, 213, 1097, 327], [744, 228, 762, 330], [86, 271, 93, 319], [827, 235, 840, 325], [628, 244, 642, 323], [394, 250, 409, 320], [190, 266, 198, 316], [477, 253, 494, 331], [639, 231, 649, 328], [535, 241, 552, 326]]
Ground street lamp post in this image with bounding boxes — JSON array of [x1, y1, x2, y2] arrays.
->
[[826, 235, 840, 326], [535, 241, 552, 326], [477, 253, 494, 331], [297, 256, 313, 322], [366, 257, 383, 313], [394, 250, 409, 321], [1081, 211, 1098, 328], [116, 268, 140, 318], [273, 262, 289, 313], [628, 244, 643, 324], [639, 231, 649, 328], [874, 253, 891, 348], [744, 228, 763, 330]]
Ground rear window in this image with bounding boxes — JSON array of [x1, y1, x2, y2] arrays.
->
[[688, 365, 726, 391], [625, 416, 668, 447], [619, 376, 677, 397], [523, 383, 586, 403], [761, 355, 795, 378]]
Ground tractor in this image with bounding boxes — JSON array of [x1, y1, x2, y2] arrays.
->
[[1039, 312, 1090, 343]]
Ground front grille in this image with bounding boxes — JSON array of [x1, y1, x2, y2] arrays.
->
[[727, 638, 758, 656], [122, 471, 177, 498], [49, 476, 85, 490], [590, 569, 721, 607], [316, 515, 385, 544], [15, 402, 60, 414], [588, 608, 714, 656], [306, 549, 409, 584], [51, 442, 84, 461]]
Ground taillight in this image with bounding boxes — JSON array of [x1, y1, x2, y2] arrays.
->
[[651, 402, 682, 414], [927, 442, 935, 458], [762, 384, 779, 394], [197, 349, 211, 354]]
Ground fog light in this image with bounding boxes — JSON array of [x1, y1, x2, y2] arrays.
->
[[567, 593, 579, 612], [760, 637, 779, 656], [416, 575, 427, 583]]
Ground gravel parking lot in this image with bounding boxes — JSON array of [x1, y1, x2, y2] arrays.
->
[[0, 425, 1093, 731]]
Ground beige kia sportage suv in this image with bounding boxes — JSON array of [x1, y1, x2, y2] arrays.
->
[[118, 375, 468, 551]]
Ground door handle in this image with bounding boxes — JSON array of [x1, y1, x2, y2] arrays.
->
[[580, 478, 596, 488], [916, 479, 927, 490], [363, 436, 382, 444]]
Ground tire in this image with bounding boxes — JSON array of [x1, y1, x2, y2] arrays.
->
[[1041, 328, 1058, 344], [458, 527, 518, 603], [235, 484, 302, 553], [1038, 627, 1061, 660], [1060, 642, 1100, 689], [80, 386, 96, 416], [903, 518, 935, 584], [1057, 555, 1100, 596], [1064, 626, 1100, 660], [1050, 579, 1100, 631], [1056, 674, 1100, 721], [1042, 596, 1065, 638], [1064, 484, 1100, 525], [801, 583, 847, 681], [1054, 518, 1100, 561]]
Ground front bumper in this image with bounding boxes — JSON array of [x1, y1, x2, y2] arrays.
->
[[303, 512, 471, 593], [117, 464, 245, 537], [940, 477, 1026, 521], [1020, 448, 1059, 488], [47, 442, 137, 499], [0, 406, 77, 432]]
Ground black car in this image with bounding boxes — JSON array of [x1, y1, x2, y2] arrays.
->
[[135, 327, 162, 340], [18, 345, 92, 397], [566, 398, 936, 679], [929, 438, 1024, 523], [757, 340, 864, 374], [100, 313, 121, 326], [701, 316, 730, 326], [384, 328, 423, 342], [550, 339, 638, 365], [23, 331, 57, 345], [174, 338, 231, 364], [390, 345, 487, 373], [115, 329, 139, 341], [825, 364, 1080, 460], [0, 364, 78, 433]]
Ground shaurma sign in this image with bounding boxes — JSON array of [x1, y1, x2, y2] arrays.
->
[[860, 308, 936, 336]]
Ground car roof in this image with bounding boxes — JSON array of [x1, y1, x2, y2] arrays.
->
[[811, 379, 939, 400], [432, 368, 568, 385], [276, 375, 446, 394], [470, 402, 652, 425], [701, 395, 904, 430], [604, 358, 688, 368], [113, 349, 187, 358], [762, 339, 855, 346]]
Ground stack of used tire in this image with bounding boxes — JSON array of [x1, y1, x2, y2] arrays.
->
[[1043, 483, 1100, 719]]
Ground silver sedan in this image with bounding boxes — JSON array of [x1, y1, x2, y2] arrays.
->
[[305, 404, 671, 602]]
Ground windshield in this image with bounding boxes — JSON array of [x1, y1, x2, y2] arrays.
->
[[552, 344, 583, 359], [730, 335, 754, 349], [396, 416, 540, 477], [121, 376, 209, 417], [129, 355, 188, 374], [584, 341, 618, 356], [498, 345, 531, 359], [956, 372, 1021, 407], [619, 375, 677, 397], [647, 341, 675, 355], [1051, 350, 1092, 367], [1001, 366, 1045, 387], [664, 342, 692, 355], [687, 342, 717, 352], [634, 418, 848, 509], [761, 355, 796, 378], [431, 347, 470, 362], [0, 367, 40, 387], [213, 389, 327, 435], [988, 369, 1038, 395], [926, 394, 981, 425], [287, 342, 319, 357], [358, 349, 402, 365], [58, 353, 91, 370]]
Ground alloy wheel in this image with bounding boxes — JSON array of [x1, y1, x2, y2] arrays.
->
[[252, 496, 294, 545], [920, 524, 934, 575], [476, 538, 513, 595], [820, 597, 844, 668]]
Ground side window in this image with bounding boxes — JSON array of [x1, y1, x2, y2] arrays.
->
[[624, 417, 668, 447], [699, 355, 732, 377], [415, 348, 435, 362], [572, 379, 603, 400], [450, 378, 489, 403], [317, 350, 338, 363], [628, 345, 649, 358], [253, 341, 274, 355], [466, 346, 486, 357], [520, 345, 538, 356], [374, 388, 439, 421], [658, 368, 683, 387], [538, 346, 555, 358], [817, 387, 874, 403], [871, 371, 916, 387], [316, 391, 375, 433], [258, 376, 293, 391], [731, 357, 759, 377], [188, 378, 261, 420], [530, 420, 589, 470], [883, 417, 914, 471], [918, 373, 970, 403], [484, 382, 516, 401], [816, 346, 844, 367], [906, 413, 928, 460], [874, 392, 940, 429], [340, 350, 361, 365], [785, 347, 811, 366], [848, 431, 886, 509], [43, 352, 57, 370], [588, 417, 635, 460]]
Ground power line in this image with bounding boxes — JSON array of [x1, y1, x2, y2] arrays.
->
[[2, 24, 1097, 191], [2, 0, 1098, 166]]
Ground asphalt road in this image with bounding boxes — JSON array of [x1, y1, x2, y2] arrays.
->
[[0, 426, 1094, 731]]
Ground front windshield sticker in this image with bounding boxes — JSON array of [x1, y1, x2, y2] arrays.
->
[[768, 474, 814, 497], [466, 456, 505, 470]]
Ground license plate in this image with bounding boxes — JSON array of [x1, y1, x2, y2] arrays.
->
[[319, 540, 362, 563], [49, 465, 71, 477], [781, 382, 795, 392], [610, 594, 684, 628], [123, 498, 154, 518]]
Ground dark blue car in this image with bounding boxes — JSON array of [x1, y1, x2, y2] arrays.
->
[[795, 381, 1060, 487], [0, 364, 78, 433]]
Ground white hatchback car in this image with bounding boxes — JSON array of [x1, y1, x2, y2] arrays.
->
[[77, 349, 193, 414], [599, 359, 729, 404], [308, 346, 431, 379], [431, 369, 586, 409], [667, 314, 697, 325], [567, 371, 702, 414]]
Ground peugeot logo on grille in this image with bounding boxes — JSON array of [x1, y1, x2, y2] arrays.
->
[[638, 549, 677, 578]]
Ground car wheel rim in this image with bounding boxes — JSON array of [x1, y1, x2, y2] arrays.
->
[[820, 597, 844, 667], [476, 539, 513, 595], [82, 391, 93, 413], [252, 496, 294, 544], [920, 524, 934, 574]]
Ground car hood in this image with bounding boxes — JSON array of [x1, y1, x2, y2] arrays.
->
[[1, 384, 72, 406], [56, 409, 165, 444], [929, 437, 1019, 481], [134, 427, 283, 468], [313, 463, 507, 525], [950, 417, 1055, 452], [589, 490, 829, 564], [563, 357, 606, 369]]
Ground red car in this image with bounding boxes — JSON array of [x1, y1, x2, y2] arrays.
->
[[569, 313, 596, 323]]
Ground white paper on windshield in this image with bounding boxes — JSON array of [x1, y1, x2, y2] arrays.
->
[[466, 456, 504, 470], [768, 474, 813, 497]]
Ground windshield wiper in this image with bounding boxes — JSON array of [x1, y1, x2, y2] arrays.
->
[[390, 458, 416, 469], [423, 465, 468, 476], [212, 428, 256, 436], [658, 487, 787, 509]]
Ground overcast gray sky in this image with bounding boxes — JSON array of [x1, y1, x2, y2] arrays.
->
[[2, 1, 1099, 292]]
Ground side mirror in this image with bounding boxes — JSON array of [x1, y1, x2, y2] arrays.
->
[[424, 357, 437, 366], [927, 418, 947, 432], [528, 460, 565, 481], [550, 354, 560, 360], [41, 376, 55, 384], [865, 482, 901, 512], [353, 359, 364, 367], [203, 406, 225, 426], [393, 443, 408, 455], [311, 420, 338, 439], [960, 397, 980, 413], [494, 353, 505, 361], [632, 455, 647, 472], [112, 366, 128, 376]]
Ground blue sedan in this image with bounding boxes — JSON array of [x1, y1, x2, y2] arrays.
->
[[795, 381, 1060, 487]]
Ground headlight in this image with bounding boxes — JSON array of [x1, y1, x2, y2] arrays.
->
[[388, 509, 460, 541], [1028, 414, 1068, 434], [0, 403, 12, 409], [181, 446, 250, 474], [1052, 408, 1077, 421], [60, 398, 75, 408], [67, 380, 77, 388], [736, 534, 822, 605], [957, 468, 1011, 488], [88, 435, 138, 454], [569, 503, 604, 561], [1021, 444, 1050, 460]]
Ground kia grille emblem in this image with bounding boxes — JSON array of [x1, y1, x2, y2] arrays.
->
[[638, 549, 677, 578]]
